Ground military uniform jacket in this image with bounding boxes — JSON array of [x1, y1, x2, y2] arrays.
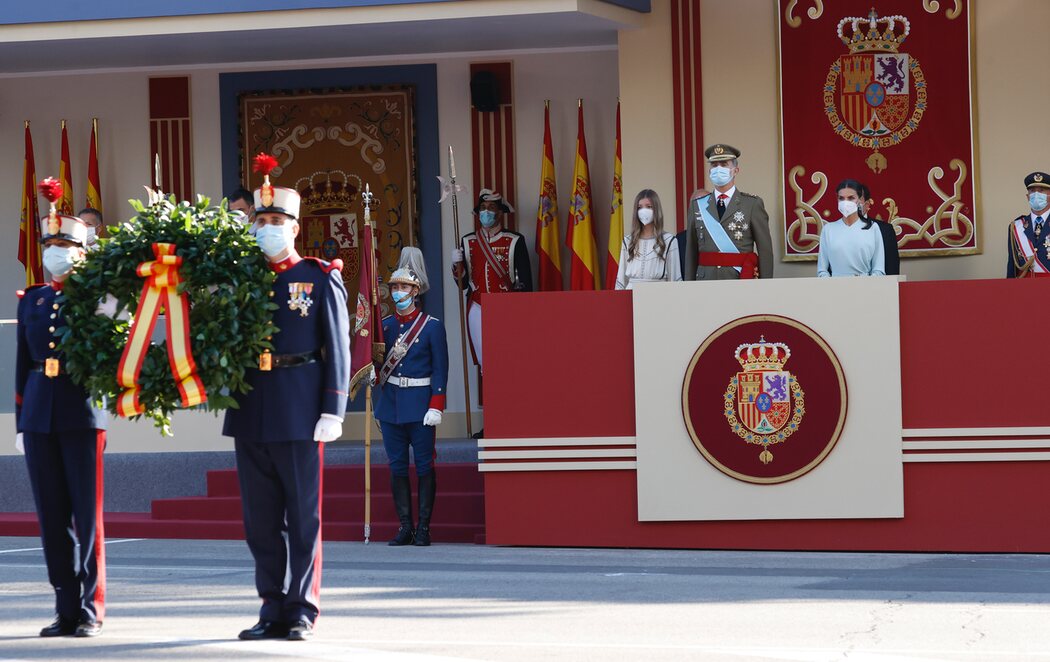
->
[[15, 283, 105, 434], [684, 190, 774, 280], [223, 254, 350, 442], [457, 229, 533, 305], [374, 309, 449, 425], [1007, 215, 1050, 278]]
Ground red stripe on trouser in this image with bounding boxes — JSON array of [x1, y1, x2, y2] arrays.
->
[[699, 251, 759, 279], [310, 442, 324, 616], [94, 430, 107, 621]]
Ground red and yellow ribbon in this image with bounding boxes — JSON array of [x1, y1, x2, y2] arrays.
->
[[116, 243, 207, 417]]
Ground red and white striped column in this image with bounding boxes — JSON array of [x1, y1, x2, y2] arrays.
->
[[148, 76, 193, 201], [670, 0, 703, 232], [469, 62, 517, 230]]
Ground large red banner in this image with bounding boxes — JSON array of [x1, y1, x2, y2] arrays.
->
[[778, 1, 977, 259]]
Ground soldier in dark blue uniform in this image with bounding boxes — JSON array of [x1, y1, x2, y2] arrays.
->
[[223, 156, 350, 641], [15, 189, 106, 638], [374, 265, 449, 546], [1007, 171, 1050, 278]]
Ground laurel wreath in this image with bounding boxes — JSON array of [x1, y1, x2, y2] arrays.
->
[[61, 197, 277, 434]]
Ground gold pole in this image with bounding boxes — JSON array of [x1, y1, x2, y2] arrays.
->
[[364, 383, 373, 544]]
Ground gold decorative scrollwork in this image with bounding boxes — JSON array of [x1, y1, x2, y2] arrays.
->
[[786, 165, 829, 254], [784, 0, 824, 28], [922, 0, 962, 19], [884, 159, 974, 248]]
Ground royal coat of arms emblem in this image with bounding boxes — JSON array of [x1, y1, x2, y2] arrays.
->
[[823, 9, 926, 174], [724, 336, 805, 464]]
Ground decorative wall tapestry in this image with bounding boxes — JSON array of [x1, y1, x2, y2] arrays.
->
[[778, 1, 977, 259], [240, 86, 418, 306]]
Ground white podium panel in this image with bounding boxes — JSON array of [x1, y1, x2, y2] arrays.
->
[[633, 277, 903, 521]]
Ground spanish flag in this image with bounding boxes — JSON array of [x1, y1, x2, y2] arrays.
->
[[565, 101, 600, 290], [18, 122, 43, 286], [350, 218, 384, 400], [86, 118, 103, 213], [605, 100, 624, 290], [58, 120, 75, 215], [535, 101, 563, 291]]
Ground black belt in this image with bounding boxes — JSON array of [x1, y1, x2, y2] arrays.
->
[[270, 350, 322, 369]]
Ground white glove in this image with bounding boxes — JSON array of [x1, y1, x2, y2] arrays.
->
[[95, 294, 118, 317], [451, 248, 464, 264], [15, 433, 24, 455], [367, 365, 377, 387], [423, 408, 442, 427], [313, 413, 343, 443]]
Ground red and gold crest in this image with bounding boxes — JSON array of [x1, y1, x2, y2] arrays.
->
[[682, 315, 847, 484], [296, 171, 361, 289]]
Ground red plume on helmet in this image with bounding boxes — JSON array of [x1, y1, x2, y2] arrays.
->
[[252, 153, 278, 176], [38, 177, 64, 204]]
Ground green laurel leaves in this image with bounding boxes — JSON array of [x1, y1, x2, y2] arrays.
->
[[62, 196, 277, 434]]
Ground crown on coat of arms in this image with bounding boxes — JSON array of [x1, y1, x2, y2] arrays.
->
[[735, 336, 791, 371], [296, 170, 361, 215], [837, 9, 910, 54]]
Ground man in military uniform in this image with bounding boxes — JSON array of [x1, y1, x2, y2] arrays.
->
[[374, 264, 448, 547], [15, 185, 106, 638], [1007, 171, 1050, 278], [450, 189, 532, 371], [684, 144, 773, 280], [223, 157, 350, 642]]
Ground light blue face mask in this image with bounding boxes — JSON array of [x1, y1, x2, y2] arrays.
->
[[43, 245, 79, 277], [479, 210, 498, 227], [391, 289, 414, 311], [255, 223, 292, 257], [710, 166, 733, 187], [1029, 191, 1048, 212]]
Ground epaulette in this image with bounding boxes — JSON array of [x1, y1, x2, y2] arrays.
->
[[18, 283, 46, 299], [302, 255, 343, 273], [738, 191, 759, 199], [381, 314, 395, 322]]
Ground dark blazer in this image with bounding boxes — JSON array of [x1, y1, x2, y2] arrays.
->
[[16, 283, 104, 434], [223, 255, 350, 442], [874, 220, 900, 276]]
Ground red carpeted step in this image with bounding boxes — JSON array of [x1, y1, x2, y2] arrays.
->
[[152, 492, 485, 523], [207, 463, 483, 497]]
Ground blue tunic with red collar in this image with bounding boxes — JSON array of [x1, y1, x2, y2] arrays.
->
[[374, 309, 449, 425], [222, 253, 350, 442], [15, 282, 104, 433]]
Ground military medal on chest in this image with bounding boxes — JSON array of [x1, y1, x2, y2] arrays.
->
[[727, 211, 749, 241], [287, 282, 314, 317]]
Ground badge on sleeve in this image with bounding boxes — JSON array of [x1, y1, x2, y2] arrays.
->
[[288, 283, 314, 317]]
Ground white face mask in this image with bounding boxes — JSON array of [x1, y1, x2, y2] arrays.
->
[[838, 199, 860, 218], [43, 245, 80, 277], [710, 166, 733, 187], [637, 208, 654, 225], [255, 222, 296, 258], [85, 227, 97, 245]]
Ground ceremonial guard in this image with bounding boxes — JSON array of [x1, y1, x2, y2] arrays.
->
[[15, 179, 106, 638], [450, 189, 532, 371], [1007, 171, 1050, 278], [374, 262, 449, 546], [223, 155, 350, 641], [684, 144, 774, 280]]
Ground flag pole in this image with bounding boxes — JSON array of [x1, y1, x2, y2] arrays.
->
[[441, 146, 474, 438], [362, 184, 377, 544]]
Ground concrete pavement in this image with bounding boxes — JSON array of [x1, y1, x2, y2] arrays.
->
[[1, 537, 1049, 661]]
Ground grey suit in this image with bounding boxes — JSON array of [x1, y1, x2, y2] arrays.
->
[[683, 190, 774, 280]]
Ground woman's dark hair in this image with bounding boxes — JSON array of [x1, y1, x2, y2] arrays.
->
[[836, 178, 872, 229]]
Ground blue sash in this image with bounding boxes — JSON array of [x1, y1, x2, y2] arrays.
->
[[696, 195, 741, 274]]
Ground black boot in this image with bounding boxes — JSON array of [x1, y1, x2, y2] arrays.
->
[[388, 474, 415, 546], [414, 471, 436, 546]]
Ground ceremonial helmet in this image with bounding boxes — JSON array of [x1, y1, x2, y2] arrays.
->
[[251, 153, 301, 220], [396, 247, 430, 295], [473, 188, 515, 214], [38, 177, 88, 246], [388, 267, 423, 291]]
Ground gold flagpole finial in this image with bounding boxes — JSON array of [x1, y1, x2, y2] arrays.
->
[[578, 98, 583, 108], [544, 99, 550, 109], [61, 119, 66, 129], [24, 120, 29, 128]]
